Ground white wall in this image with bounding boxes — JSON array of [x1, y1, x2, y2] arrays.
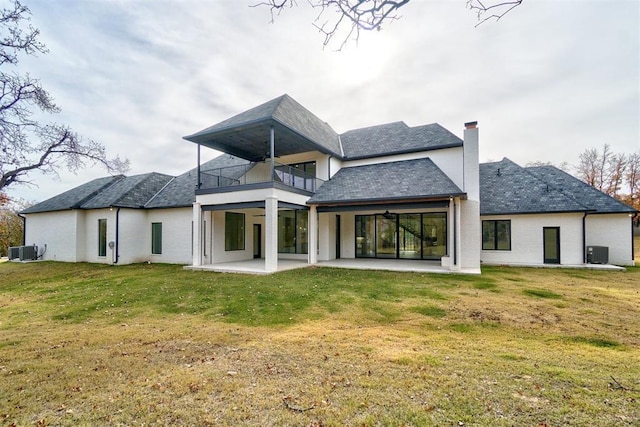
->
[[480, 213, 585, 266], [146, 208, 193, 264], [118, 210, 148, 264], [586, 213, 634, 266], [210, 210, 254, 263], [338, 147, 465, 191], [24, 210, 80, 262], [83, 209, 116, 264]]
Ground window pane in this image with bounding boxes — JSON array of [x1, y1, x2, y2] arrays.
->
[[98, 219, 107, 257], [496, 221, 511, 250], [151, 222, 162, 254], [355, 215, 375, 258], [399, 214, 421, 259], [225, 212, 245, 251], [376, 214, 396, 258], [423, 213, 447, 259], [278, 210, 296, 253], [296, 210, 308, 254], [482, 220, 496, 250]]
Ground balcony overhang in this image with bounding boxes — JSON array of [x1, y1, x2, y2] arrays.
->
[[184, 118, 339, 162]]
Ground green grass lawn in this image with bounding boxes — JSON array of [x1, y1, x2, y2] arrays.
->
[[1, 262, 639, 426]]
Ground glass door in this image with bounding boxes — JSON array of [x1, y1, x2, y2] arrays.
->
[[422, 213, 447, 259], [399, 214, 421, 259], [543, 227, 560, 264], [376, 215, 397, 258]]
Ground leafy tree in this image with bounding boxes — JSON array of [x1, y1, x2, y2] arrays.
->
[[0, 197, 26, 256], [254, 0, 524, 49], [0, 0, 128, 196]]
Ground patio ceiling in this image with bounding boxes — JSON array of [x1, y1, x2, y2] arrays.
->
[[183, 118, 331, 162], [183, 94, 342, 162]]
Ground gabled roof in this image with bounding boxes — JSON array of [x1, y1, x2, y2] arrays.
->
[[340, 122, 463, 160], [145, 155, 251, 209], [308, 157, 464, 206], [526, 165, 637, 214], [183, 94, 342, 161], [21, 176, 123, 214], [479, 158, 626, 216]]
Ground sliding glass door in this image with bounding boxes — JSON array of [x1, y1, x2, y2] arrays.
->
[[376, 215, 397, 258], [355, 212, 447, 260]]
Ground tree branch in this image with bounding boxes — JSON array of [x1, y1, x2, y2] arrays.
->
[[467, 0, 523, 27]]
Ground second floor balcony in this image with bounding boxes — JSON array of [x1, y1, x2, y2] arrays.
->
[[197, 160, 324, 194]]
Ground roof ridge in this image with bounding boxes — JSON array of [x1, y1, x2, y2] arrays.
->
[[144, 175, 177, 208], [72, 175, 124, 209], [111, 172, 170, 207]]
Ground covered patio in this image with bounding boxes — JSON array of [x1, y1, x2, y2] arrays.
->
[[184, 258, 477, 275]]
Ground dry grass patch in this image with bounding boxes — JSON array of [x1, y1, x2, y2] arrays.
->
[[1, 262, 639, 426]]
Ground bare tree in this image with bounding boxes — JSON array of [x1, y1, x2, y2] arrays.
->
[[254, 0, 524, 49], [467, 0, 524, 27], [576, 144, 635, 200], [0, 1, 128, 195], [625, 152, 640, 213]]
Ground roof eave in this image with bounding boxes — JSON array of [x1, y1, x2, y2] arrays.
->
[[342, 142, 463, 161], [308, 193, 467, 206]]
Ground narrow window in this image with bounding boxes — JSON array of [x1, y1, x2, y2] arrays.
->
[[151, 222, 162, 255], [482, 220, 511, 250], [98, 219, 107, 256], [225, 212, 245, 251]]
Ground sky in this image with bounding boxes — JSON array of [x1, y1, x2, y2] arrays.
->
[[6, 0, 640, 203]]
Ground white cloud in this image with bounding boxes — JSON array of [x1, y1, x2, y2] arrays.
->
[[6, 0, 639, 203]]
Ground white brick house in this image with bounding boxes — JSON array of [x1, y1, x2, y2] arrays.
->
[[21, 95, 636, 271]]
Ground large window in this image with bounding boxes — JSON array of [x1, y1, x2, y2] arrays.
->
[[98, 219, 107, 257], [355, 212, 447, 260], [482, 220, 511, 250], [225, 212, 245, 251], [151, 222, 162, 255], [278, 210, 308, 254]]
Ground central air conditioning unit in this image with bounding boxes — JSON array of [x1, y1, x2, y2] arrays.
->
[[8, 246, 20, 260], [16, 245, 38, 261], [586, 246, 609, 264]]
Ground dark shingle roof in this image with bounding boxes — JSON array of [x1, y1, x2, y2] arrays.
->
[[480, 158, 590, 215], [184, 94, 341, 160], [21, 176, 122, 214], [146, 155, 251, 208], [80, 173, 173, 209], [308, 157, 464, 205], [340, 122, 462, 159], [526, 165, 637, 214]]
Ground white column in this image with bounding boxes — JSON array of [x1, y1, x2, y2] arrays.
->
[[308, 205, 318, 264], [192, 202, 202, 266], [265, 196, 278, 272]]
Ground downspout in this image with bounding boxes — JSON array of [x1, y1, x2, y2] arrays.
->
[[632, 213, 637, 262], [113, 207, 121, 264], [18, 213, 26, 246], [453, 198, 457, 266], [582, 212, 588, 264]]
